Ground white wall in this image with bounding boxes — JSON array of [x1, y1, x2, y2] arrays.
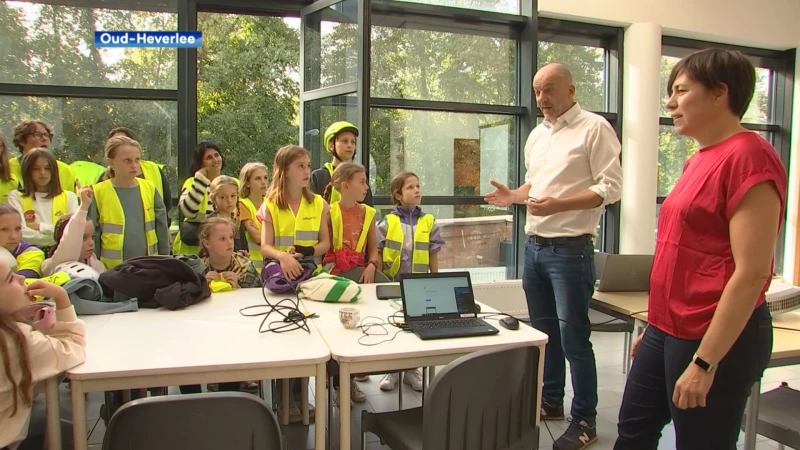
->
[[538, 0, 800, 50]]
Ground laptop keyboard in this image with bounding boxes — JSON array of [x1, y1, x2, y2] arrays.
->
[[415, 319, 484, 329]]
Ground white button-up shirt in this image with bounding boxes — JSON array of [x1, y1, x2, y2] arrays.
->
[[524, 103, 622, 238]]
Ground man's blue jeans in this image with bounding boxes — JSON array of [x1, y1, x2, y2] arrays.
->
[[522, 235, 598, 425]]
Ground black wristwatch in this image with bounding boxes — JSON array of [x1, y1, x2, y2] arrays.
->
[[692, 353, 717, 373]]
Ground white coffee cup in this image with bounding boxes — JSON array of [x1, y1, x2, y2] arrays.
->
[[339, 307, 360, 329]]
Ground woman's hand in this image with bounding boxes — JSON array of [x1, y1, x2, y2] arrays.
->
[[630, 333, 644, 360], [205, 271, 220, 282], [221, 271, 239, 288], [278, 252, 303, 280], [26, 281, 70, 310], [359, 264, 376, 284], [79, 186, 94, 210], [673, 362, 715, 409]]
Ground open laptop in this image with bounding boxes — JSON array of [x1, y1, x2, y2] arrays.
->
[[595, 253, 653, 292], [399, 272, 499, 340]]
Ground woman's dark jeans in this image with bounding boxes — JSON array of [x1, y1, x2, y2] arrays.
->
[[615, 303, 772, 450]]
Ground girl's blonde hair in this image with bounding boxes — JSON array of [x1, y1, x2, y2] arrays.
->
[[266, 145, 314, 210], [20, 149, 62, 198], [0, 314, 33, 417], [390, 171, 419, 205], [209, 175, 240, 225], [324, 162, 365, 203], [238, 162, 269, 199], [198, 216, 236, 258], [104, 136, 141, 180]]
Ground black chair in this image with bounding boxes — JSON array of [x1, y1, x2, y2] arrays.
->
[[102, 392, 283, 450], [360, 345, 541, 450]]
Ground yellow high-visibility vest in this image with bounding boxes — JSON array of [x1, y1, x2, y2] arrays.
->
[[330, 203, 375, 253], [323, 163, 341, 205], [381, 213, 434, 279], [10, 157, 78, 193], [264, 195, 324, 252], [20, 191, 68, 226], [94, 178, 158, 269], [139, 160, 164, 200], [0, 176, 19, 205], [239, 197, 264, 268], [173, 176, 240, 256]]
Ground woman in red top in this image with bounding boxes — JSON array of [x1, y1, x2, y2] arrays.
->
[[615, 49, 787, 449]]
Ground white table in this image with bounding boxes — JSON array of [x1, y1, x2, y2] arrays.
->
[[307, 284, 549, 450], [66, 289, 331, 450]]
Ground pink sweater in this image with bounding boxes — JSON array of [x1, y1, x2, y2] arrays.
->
[[40, 209, 106, 276]]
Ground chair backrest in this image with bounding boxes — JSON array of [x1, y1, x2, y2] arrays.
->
[[422, 345, 540, 450], [102, 392, 283, 450]]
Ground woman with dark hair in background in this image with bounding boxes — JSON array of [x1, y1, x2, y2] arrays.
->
[[614, 48, 787, 449], [173, 141, 238, 255]]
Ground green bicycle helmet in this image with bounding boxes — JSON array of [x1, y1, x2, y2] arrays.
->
[[323, 121, 359, 161]]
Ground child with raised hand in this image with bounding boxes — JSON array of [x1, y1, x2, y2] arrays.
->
[[0, 264, 86, 450], [41, 186, 105, 276], [88, 136, 170, 269], [0, 204, 45, 279], [0, 131, 20, 205], [258, 145, 330, 282], [376, 171, 445, 393], [310, 121, 374, 206], [207, 175, 247, 253], [238, 162, 269, 269], [322, 162, 386, 284], [8, 149, 79, 248]]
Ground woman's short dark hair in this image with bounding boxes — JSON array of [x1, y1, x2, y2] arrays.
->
[[667, 48, 755, 119], [189, 141, 224, 175]]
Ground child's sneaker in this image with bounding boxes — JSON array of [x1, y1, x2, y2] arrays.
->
[[541, 401, 565, 421], [402, 369, 423, 392], [380, 373, 399, 391], [351, 379, 366, 403], [353, 374, 369, 382]]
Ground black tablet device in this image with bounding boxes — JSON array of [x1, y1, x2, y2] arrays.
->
[[376, 284, 401, 300]]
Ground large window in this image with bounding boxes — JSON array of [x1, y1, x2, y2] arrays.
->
[[658, 39, 795, 275], [197, 13, 300, 178]]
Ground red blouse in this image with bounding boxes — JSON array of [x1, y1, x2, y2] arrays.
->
[[648, 132, 787, 340]]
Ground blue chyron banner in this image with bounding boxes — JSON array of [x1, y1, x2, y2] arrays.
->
[[95, 31, 202, 48]]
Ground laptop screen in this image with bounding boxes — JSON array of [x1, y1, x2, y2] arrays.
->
[[401, 274, 475, 319]]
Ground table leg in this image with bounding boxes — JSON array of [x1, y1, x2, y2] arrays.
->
[[622, 333, 631, 375], [339, 362, 351, 450], [315, 364, 326, 450], [281, 380, 290, 425], [71, 381, 88, 450], [45, 377, 62, 450], [422, 368, 427, 403], [429, 366, 436, 381], [398, 372, 403, 409], [301, 377, 310, 426], [743, 381, 760, 450]]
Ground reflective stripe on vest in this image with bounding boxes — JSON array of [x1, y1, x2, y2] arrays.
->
[[381, 213, 434, 278], [139, 160, 164, 200], [94, 178, 159, 269], [330, 202, 375, 253], [324, 163, 341, 205], [20, 191, 68, 225], [239, 197, 264, 268], [265, 195, 324, 252]]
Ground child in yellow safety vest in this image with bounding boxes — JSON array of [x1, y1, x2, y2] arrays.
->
[[0, 132, 20, 205], [88, 137, 170, 270], [256, 145, 329, 423], [0, 204, 45, 279], [10, 119, 79, 194], [376, 171, 445, 394], [7, 149, 79, 248], [237, 162, 269, 269]]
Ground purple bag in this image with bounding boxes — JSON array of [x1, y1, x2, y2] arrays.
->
[[261, 260, 314, 293]]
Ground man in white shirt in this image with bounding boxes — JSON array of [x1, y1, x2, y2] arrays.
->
[[485, 63, 622, 450]]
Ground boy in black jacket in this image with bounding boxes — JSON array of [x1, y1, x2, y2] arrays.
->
[[309, 121, 374, 206]]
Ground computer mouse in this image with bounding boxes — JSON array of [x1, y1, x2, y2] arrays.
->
[[500, 316, 520, 331]]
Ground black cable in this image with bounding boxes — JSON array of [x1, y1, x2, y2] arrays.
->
[[239, 285, 311, 334], [774, 326, 800, 333], [478, 310, 649, 329], [357, 313, 410, 346]]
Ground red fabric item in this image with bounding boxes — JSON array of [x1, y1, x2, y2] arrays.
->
[[322, 248, 365, 275], [648, 132, 787, 340]]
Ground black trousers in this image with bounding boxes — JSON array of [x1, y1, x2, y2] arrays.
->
[[615, 303, 772, 450]]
